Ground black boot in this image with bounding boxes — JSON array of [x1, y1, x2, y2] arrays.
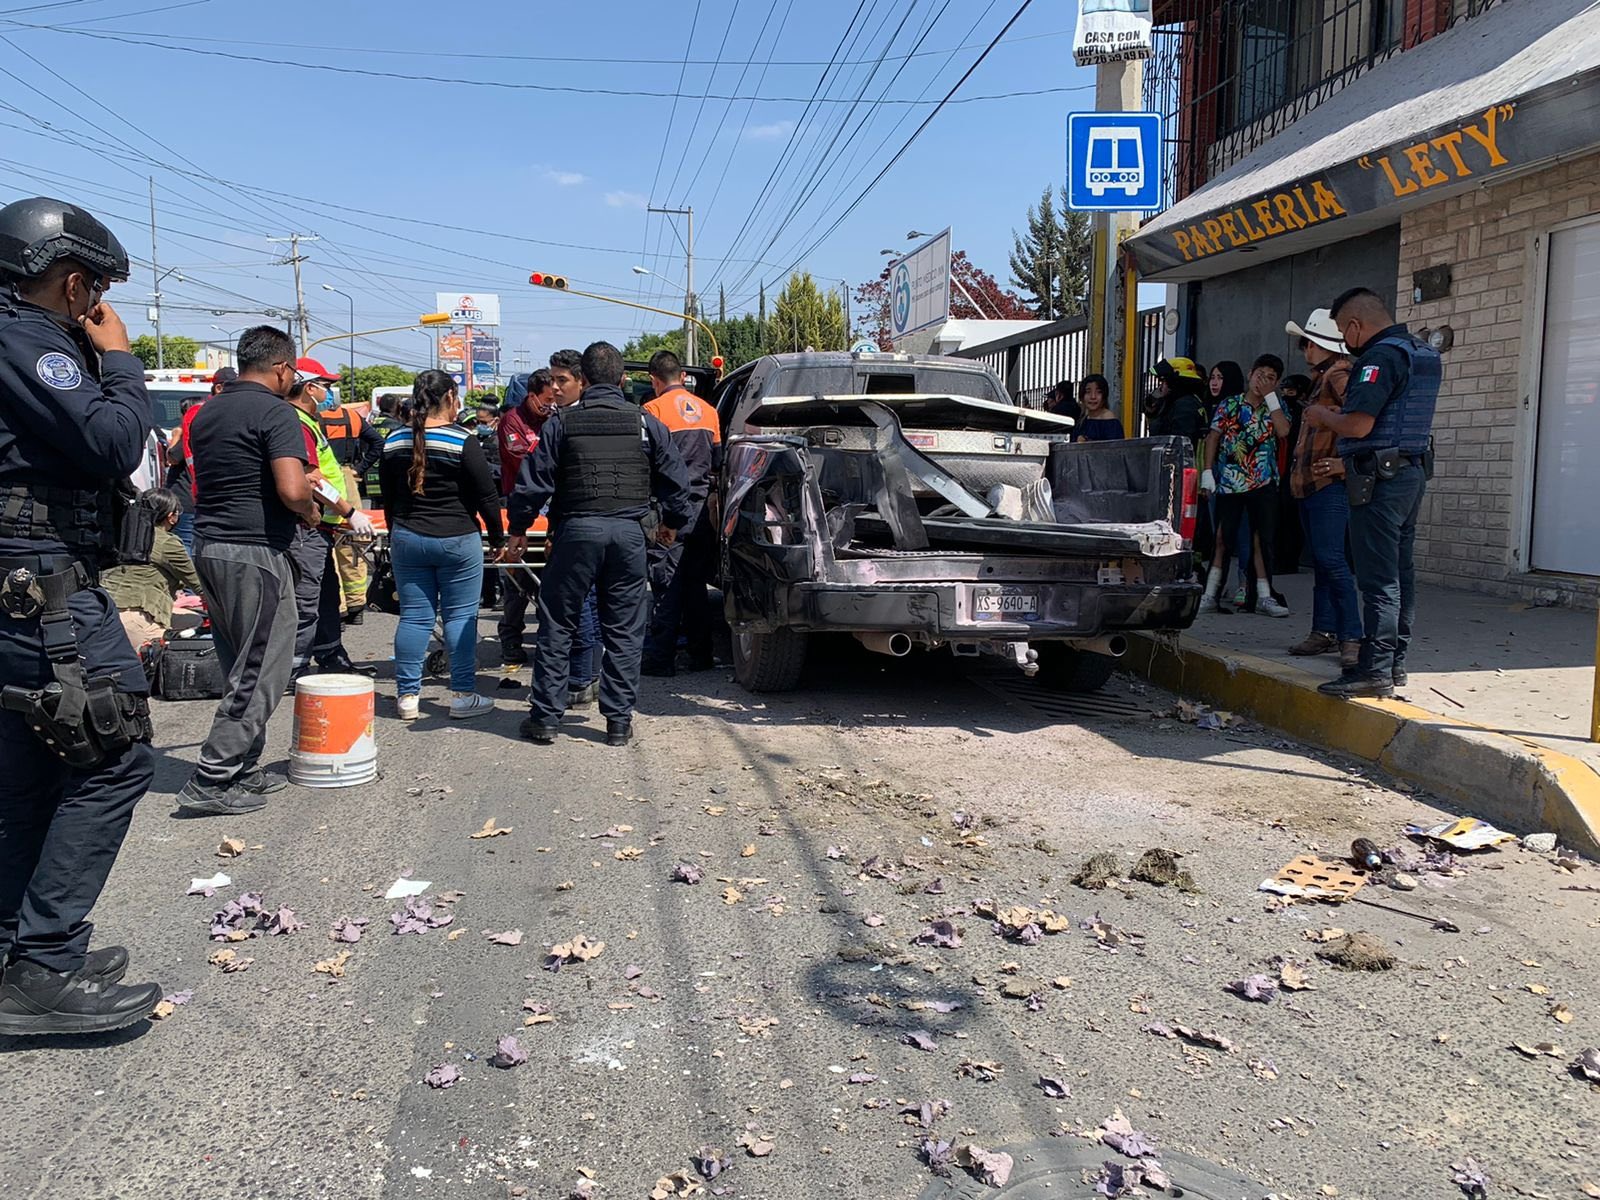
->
[[342, 605, 365, 626], [606, 720, 634, 747], [520, 717, 559, 745], [0, 959, 162, 1036], [1318, 671, 1395, 699], [568, 681, 599, 709]]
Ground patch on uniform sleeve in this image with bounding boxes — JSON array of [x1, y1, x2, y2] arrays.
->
[[1359, 365, 1381, 384], [36, 352, 83, 390]]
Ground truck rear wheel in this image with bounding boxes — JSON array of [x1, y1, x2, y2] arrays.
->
[[1035, 643, 1117, 693], [733, 627, 807, 693]]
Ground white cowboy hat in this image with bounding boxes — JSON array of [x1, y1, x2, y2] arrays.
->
[[1285, 308, 1347, 355]]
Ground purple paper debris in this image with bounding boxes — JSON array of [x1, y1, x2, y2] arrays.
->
[[902, 1029, 938, 1053], [1573, 1048, 1600, 1082], [923, 878, 945, 895], [624, 964, 643, 980], [694, 1146, 732, 1180], [390, 895, 452, 935], [208, 891, 267, 941], [899, 1099, 951, 1129], [671, 862, 704, 885], [1098, 1110, 1159, 1159], [957, 1144, 1014, 1188], [1450, 1158, 1489, 1199], [329, 916, 369, 943], [489, 1035, 527, 1069], [1225, 973, 1279, 1003], [863, 913, 885, 927], [164, 989, 194, 1006], [846, 1072, 879, 1085], [913, 920, 962, 949], [424, 1064, 460, 1089], [263, 905, 305, 936], [825, 845, 845, 860], [1015, 923, 1044, 946], [1037, 1075, 1071, 1098], [920, 1138, 954, 1177], [1025, 992, 1045, 1012]]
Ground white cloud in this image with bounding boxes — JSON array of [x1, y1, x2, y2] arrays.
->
[[605, 190, 649, 209], [744, 120, 795, 141], [543, 169, 587, 186]]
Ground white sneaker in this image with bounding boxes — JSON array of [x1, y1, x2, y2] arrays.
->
[[397, 694, 420, 721], [1257, 597, 1291, 618], [1197, 594, 1219, 614], [450, 692, 494, 720]]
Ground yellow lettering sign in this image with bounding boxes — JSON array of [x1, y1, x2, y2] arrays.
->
[[1430, 130, 1471, 178], [1369, 103, 1516, 198], [1463, 103, 1509, 166], [1165, 177, 1345, 263], [1310, 180, 1346, 218], [1252, 199, 1285, 237]]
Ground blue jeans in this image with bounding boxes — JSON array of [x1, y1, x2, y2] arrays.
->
[[1299, 485, 1362, 642], [1347, 464, 1425, 677], [391, 525, 483, 695], [174, 510, 195, 556]]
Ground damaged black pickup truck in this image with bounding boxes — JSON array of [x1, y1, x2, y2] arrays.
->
[[713, 352, 1202, 693]]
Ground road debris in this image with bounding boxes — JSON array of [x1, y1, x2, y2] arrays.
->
[[1277, 961, 1314, 991], [1509, 1042, 1564, 1059], [980, 900, 1072, 940], [901, 1029, 938, 1053], [1140, 1022, 1237, 1053], [424, 1064, 460, 1089], [1037, 1075, 1072, 1098], [209, 891, 267, 940], [487, 928, 525, 947], [614, 846, 643, 861], [900, 1099, 951, 1129], [1225, 974, 1279, 1003], [329, 916, 369, 943], [1573, 1048, 1600, 1082], [1095, 1109, 1158, 1158], [384, 877, 432, 900], [1551, 1002, 1575, 1024], [955, 1144, 1013, 1188], [1261, 855, 1367, 901], [1080, 914, 1144, 951], [1450, 1157, 1489, 1199], [207, 948, 251, 973], [1130, 848, 1198, 891], [262, 905, 305, 936], [186, 872, 231, 897], [1072, 853, 1121, 890], [522, 1001, 554, 1026], [956, 1059, 1004, 1081], [215, 837, 245, 858], [469, 817, 512, 839], [391, 895, 453, 934], [1092, 1159, 1172, 1197], [592, 824, 633, 839], [489, 1036, 527, 1068], [721, 887, 743, 905], [544, 934, 604, 969], [693, 1146, 731, 1180], [1315, 931, 1397, 971], [671, 863, 704, 884], [921, 1138, 954, 1177], [913, 920, 962, 948], [1406, 818, 1515, 852], [1522, 832, 1558, 853], [314, 949, 353, 977], [736, 1128, 775, 1157]]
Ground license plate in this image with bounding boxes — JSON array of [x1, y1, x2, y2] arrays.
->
[[973, 587, 1039, 620]]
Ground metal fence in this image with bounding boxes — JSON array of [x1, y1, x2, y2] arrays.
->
[[954, 308, 1166, 413], [1144, 0, 1500, 207]]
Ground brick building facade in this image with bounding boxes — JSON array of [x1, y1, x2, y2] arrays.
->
[[1398, 152, 1600, 604]]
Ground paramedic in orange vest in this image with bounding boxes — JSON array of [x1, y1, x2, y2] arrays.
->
[[318, 386, 383, 624], [640, 349, 721, 676]]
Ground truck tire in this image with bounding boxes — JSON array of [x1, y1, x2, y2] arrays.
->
[[733, 627, 807, 693], [1035, 643, 1117, 693]]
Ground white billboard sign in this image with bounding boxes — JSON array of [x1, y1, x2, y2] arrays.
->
[[1072, 0, 1153, 67], [435, 291, 501, 327], [888, 228, 951, 341]]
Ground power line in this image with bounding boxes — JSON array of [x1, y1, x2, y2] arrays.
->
[[0, 20, 1091, 105]]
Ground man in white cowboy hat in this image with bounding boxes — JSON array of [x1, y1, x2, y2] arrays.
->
[[1283, 308, 1360, 671]]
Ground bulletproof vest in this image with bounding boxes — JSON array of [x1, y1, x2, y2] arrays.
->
[[555, 399, 651, 516], [1341, 332, 1441, 457], [0, 301, 119, 558], [364, 415, 400, 496], [320, 406, 362, 464]]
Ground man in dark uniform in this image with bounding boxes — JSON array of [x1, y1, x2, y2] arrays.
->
[[640, 349, 721, 676], [0, 196, 163, 1034], [1303, 287, 1440, 699], [504, 341, 691, 747]]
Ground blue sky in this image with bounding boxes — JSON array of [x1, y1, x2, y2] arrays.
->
[[0, 0, 1100, 372]]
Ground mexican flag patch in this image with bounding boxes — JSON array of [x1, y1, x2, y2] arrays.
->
[[1359, 365, 1381, 383]]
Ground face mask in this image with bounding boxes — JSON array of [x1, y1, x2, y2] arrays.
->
[[476, 422, 492, 434], [317, 392, 339, 412]]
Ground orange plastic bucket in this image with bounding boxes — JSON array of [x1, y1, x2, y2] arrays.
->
[[289, 674, 377, 788]]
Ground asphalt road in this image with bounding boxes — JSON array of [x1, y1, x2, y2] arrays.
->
[[1, 613, 1596, 1200]]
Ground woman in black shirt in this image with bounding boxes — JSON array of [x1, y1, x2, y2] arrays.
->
[[379, 370, 504, 721]]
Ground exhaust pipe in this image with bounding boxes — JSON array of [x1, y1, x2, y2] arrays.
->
[[857, 631, 913, 657], [1071, 634, 1128, 658]]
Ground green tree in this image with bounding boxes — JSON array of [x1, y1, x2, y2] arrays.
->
[[622, 312, 769, 373], [768, 272, 846, 354], [1008, 185, 1092, 320], [339, 364, 416, 405], [129, 334, 203, 370]]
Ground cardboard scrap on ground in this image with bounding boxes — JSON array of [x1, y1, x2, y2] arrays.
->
[[1404, 818, 1515, 852], [1260, 855, 1367, 902], [470, 818, 512, 839]]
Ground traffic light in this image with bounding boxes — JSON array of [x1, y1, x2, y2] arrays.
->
[[711, 355, 724, 370], [419, 312, 452, 325], [529, 272, 568, 290]]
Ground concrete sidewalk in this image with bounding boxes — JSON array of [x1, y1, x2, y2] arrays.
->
[[1123, 572, 1600, 856]]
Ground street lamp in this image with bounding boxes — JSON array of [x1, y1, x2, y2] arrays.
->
[[150, 266, 185, 368], [321, 284, 355, 397], [414, 327, 435, 371], [210, 323, 246, 360], [906, 230, 932, 240]]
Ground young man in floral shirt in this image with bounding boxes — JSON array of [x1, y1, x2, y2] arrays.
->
[[1197, 353, 1292, 616]]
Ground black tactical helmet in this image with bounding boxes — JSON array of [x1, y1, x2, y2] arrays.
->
[[0, 196, 130, 284]]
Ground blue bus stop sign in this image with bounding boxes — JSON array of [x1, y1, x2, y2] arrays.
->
[[1066, 112, 1163, 212]]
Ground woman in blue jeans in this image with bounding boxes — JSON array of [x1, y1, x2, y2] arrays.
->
[[1285, 309, 1362, 667], [379, 370, 504, 720]]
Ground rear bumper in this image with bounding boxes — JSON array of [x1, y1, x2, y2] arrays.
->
[[740, 581, 1202, 640]]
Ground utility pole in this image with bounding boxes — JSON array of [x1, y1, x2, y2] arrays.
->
[[268, 233, 319, 350], [148, 177, 164, 369], [1089, 59, 1143, 394], [648, 204, 695, 366]]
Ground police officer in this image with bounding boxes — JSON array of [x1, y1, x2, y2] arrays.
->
[[504, 341, 691, 746], [0, 196, 162, 1034], [1303, 286, 1440, 698]]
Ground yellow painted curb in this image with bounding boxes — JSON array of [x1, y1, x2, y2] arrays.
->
[[1126, 632, 1600, 857]]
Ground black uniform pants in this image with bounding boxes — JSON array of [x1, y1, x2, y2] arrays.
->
[[0, 585, 152, 973], [644, 506, 714, 670], [288, 526, 345, 669], [530, 516, 648, 725]]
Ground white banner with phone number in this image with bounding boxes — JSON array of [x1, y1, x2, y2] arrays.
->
[[1073, 0, 1153, 67]]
